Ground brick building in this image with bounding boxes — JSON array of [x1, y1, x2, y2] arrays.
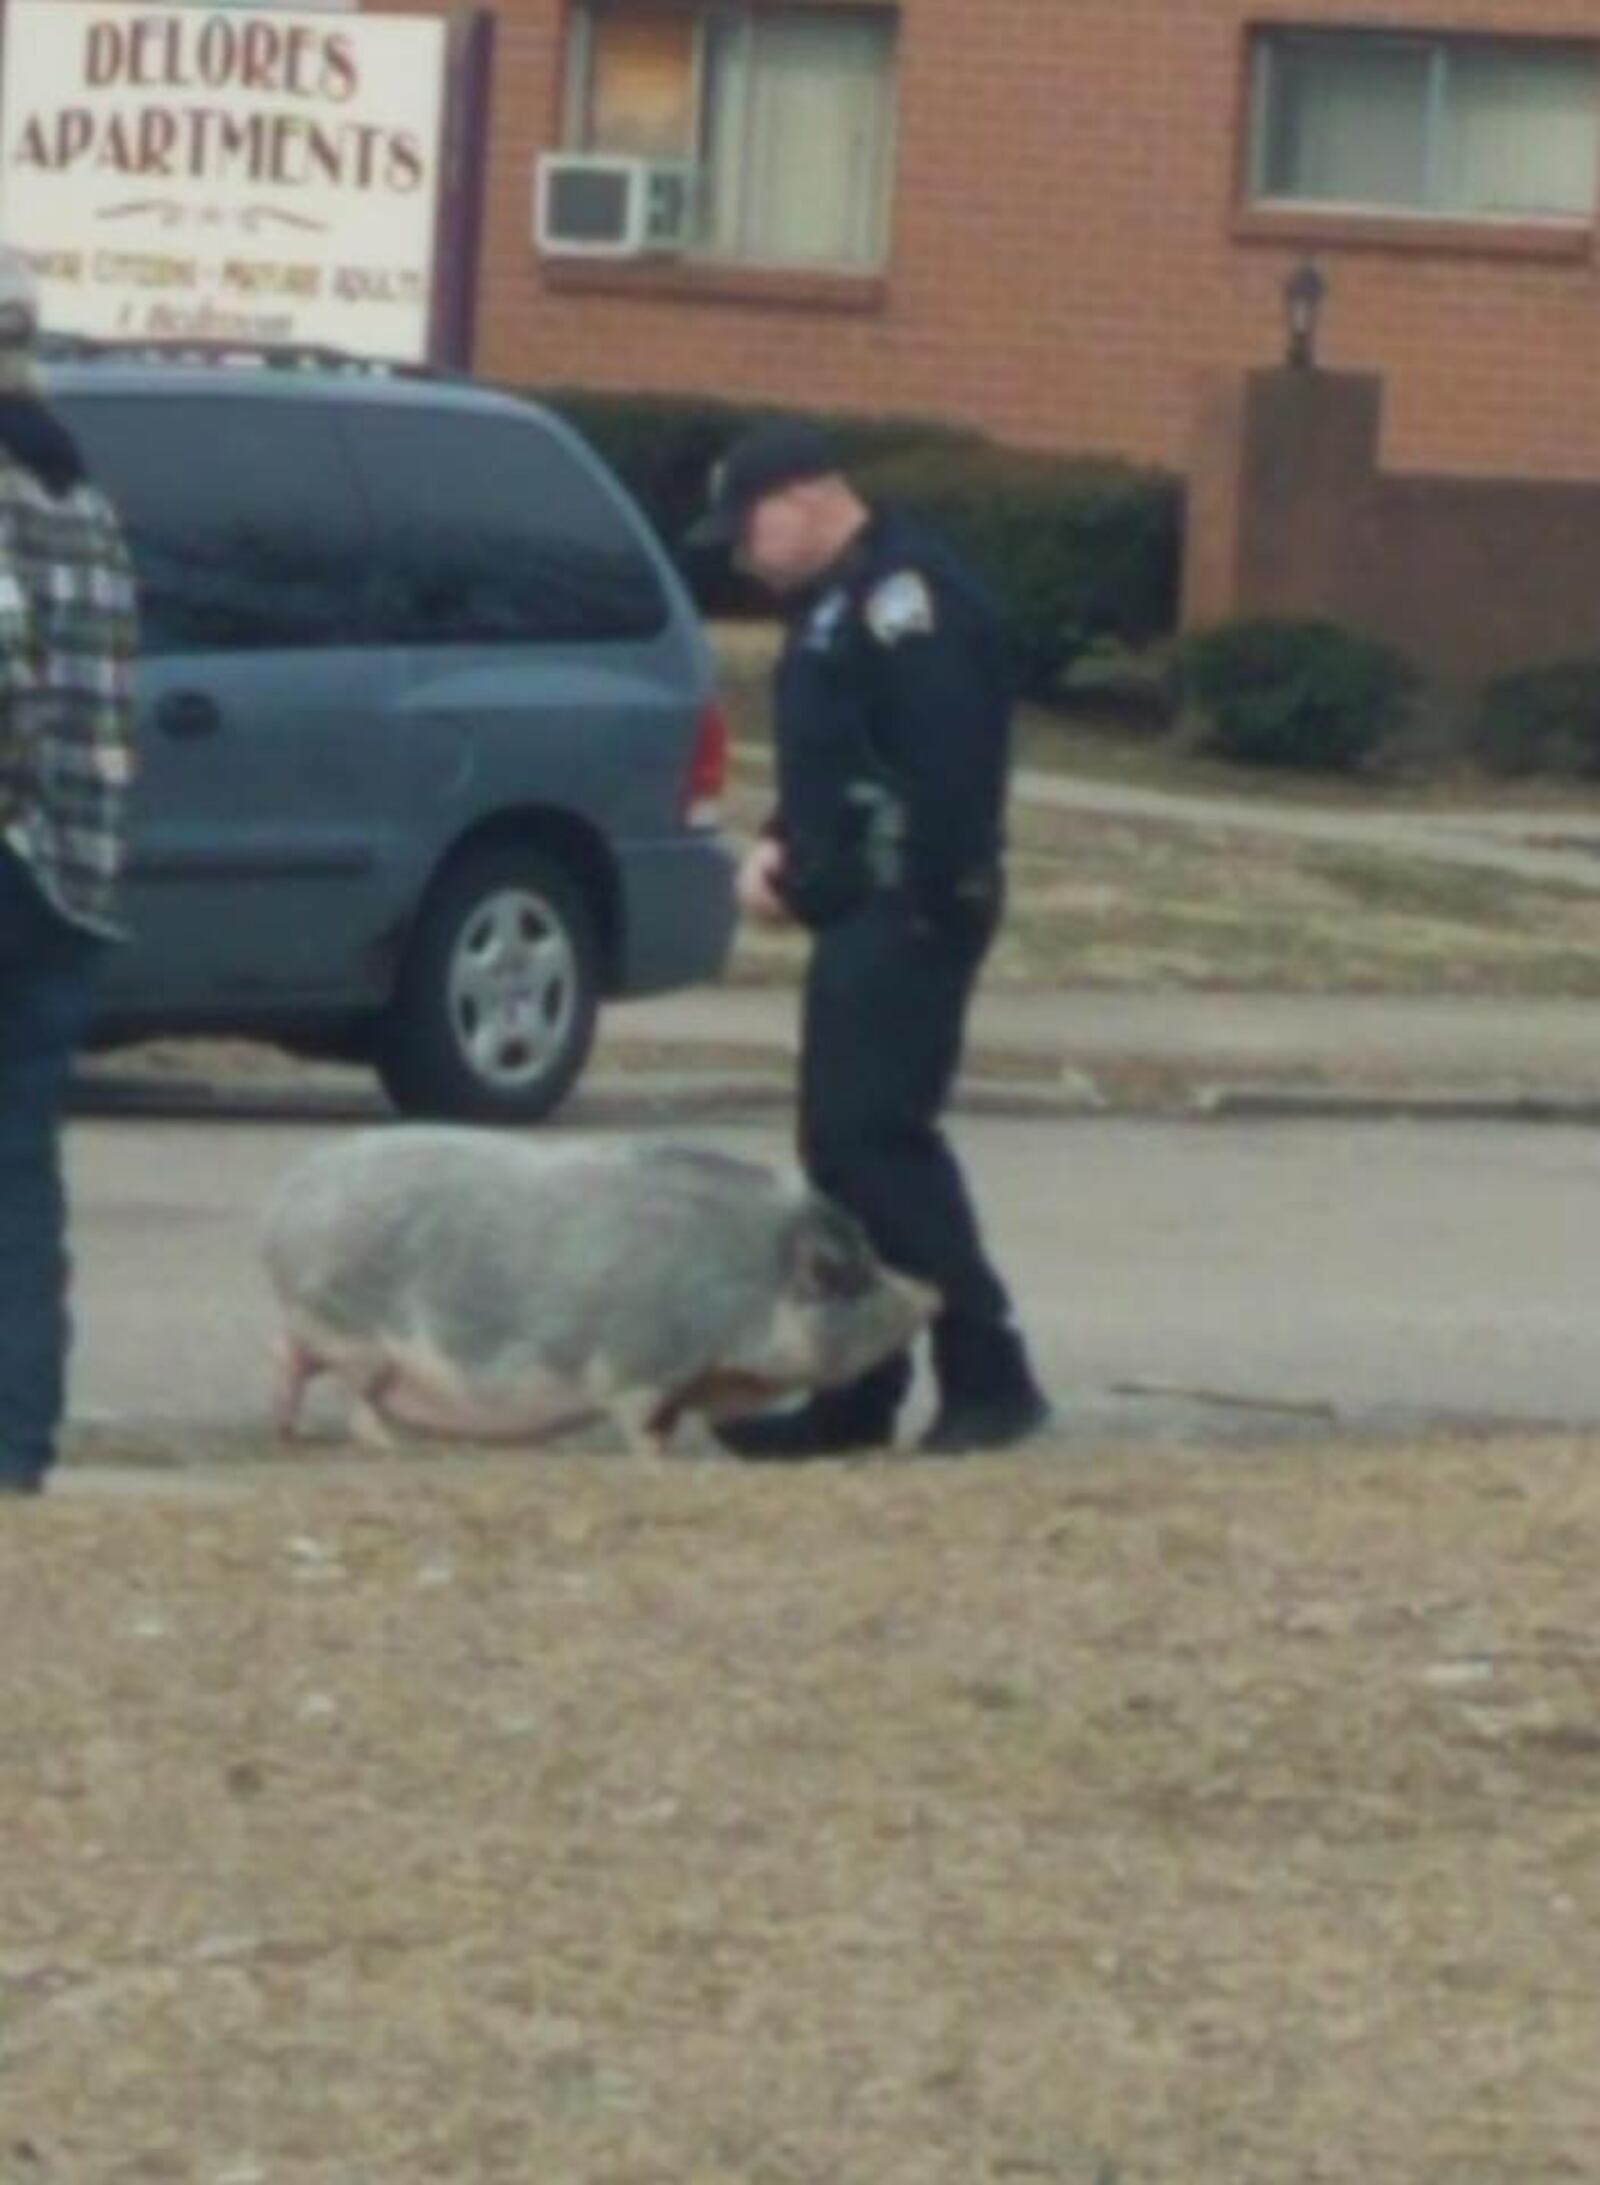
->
[[409, 0, 1600, 481]]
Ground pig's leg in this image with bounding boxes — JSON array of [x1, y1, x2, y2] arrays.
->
[[271, 1335, 323, 1442], [347, 1363, 401, 1453], [334, 1363, 402, 1450], [640, 1376, 795, 1458], [349, 1394, 398, 1453], [609, 1389, 673, 1462]]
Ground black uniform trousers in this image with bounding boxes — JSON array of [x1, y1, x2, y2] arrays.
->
[[797, 889, 1014, 1413]]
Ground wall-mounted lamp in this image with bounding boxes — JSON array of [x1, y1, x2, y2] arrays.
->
[[1283, 259, 1327, 370]]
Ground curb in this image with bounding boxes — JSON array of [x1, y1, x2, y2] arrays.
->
[[1191, 1084, 1600, 1125], [67, 1061, 1600, 1128], [66, 1067, 1093, 1127]]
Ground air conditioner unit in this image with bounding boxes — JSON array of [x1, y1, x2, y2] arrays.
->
[[535, 155, 697, 258]]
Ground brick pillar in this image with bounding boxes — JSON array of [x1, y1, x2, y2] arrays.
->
[[1183, 366, 1384, 632]]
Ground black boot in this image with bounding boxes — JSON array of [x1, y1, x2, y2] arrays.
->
[[0, 1444, 48, 1496], [921, 1319, 1052, 1456], [715, 1355, 910, 1462]]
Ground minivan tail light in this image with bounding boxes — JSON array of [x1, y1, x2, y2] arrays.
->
[[682, 697, 729, 828]]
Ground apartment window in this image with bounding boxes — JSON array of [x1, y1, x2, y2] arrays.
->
[[566, 3, 896, 269], [1250, 30, 1599, 223]]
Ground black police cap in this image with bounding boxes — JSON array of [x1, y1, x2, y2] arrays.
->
[[684, 417, 841, 549]]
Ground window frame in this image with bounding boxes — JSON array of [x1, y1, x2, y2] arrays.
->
[[1245, 25, 1600, 239], [561, 0, 897, 276], [561, 5, 710, 160]]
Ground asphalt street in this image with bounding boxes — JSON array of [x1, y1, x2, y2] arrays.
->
[[63, 1103, 1600, 1454]]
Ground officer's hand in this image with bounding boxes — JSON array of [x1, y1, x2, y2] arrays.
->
[[737, 838, 791, 924]]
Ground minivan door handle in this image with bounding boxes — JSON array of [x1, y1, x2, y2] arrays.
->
[[153, 690, 223, 740]]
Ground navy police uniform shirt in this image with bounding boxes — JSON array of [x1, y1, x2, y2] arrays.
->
[[766, 507, 1015, 931]]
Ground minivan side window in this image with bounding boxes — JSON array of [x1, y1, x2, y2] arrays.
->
[[341, 404, 669, 645], [52, 395, 373, 656]]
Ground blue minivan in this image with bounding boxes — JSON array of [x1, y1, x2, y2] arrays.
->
[[45, 351, 737, 1123]]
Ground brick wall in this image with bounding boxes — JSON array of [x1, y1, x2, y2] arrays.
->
[[1185, 364, 1600, 701], [394, 0, 1600, 479]]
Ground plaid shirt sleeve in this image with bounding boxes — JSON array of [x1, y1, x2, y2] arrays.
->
[[0, 472, 138, 933], [0, 502, 39, 813]]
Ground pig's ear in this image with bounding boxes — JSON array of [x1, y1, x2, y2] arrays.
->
[[788, 1205, 877, 1303]]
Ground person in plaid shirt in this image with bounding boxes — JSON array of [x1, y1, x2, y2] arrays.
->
[[0, 244, 138, 1497]]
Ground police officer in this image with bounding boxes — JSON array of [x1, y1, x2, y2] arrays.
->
[[687, 417, 1050, 1457]]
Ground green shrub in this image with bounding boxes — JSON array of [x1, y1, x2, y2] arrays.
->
[[1471, 658, 1600, 778], [853, 444, 1180, 698], [527, 388, 1180, 690], [1170, 617, 1417, 773], [530, 389, 972, 587]]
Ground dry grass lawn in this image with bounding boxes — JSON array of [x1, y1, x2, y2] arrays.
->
[[5, 1429, 1598, 2183], [724, 775, 1600, 1001], [716, 688, 1600, 1001]]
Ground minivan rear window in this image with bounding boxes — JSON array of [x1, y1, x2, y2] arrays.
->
[[54, 394, 373, 656], [340, 404, 669, 646]]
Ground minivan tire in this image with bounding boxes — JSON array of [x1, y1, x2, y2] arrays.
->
[[377, 843, 601, 1124]]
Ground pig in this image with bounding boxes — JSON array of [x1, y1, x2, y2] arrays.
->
[[259, 1127, 938, 1459]]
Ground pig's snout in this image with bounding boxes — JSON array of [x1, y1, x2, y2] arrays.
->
[[787, 1263, 943, 1393], [893, 1272, 942, 1328]]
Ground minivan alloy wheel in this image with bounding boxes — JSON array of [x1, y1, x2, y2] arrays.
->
[[449, 886, 578, 1090], [377, 842, 602, 1124]]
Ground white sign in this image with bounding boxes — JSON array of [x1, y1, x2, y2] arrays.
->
[[0, 3, 448, 361]]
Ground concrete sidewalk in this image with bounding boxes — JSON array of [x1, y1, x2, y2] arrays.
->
[[71, 985, 1600, 1127], [1009, 768, 1600, 892], [600, 985, 1600, 1119]]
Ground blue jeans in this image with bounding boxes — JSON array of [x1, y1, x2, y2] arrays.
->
[[0, 846, 104, 1488]]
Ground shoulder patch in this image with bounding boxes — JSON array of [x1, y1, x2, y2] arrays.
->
[[864, 569, 936, 646]]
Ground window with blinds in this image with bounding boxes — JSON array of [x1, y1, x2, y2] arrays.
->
[[566, 4, 897, 270], [1250, 29, 1599, 224]]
